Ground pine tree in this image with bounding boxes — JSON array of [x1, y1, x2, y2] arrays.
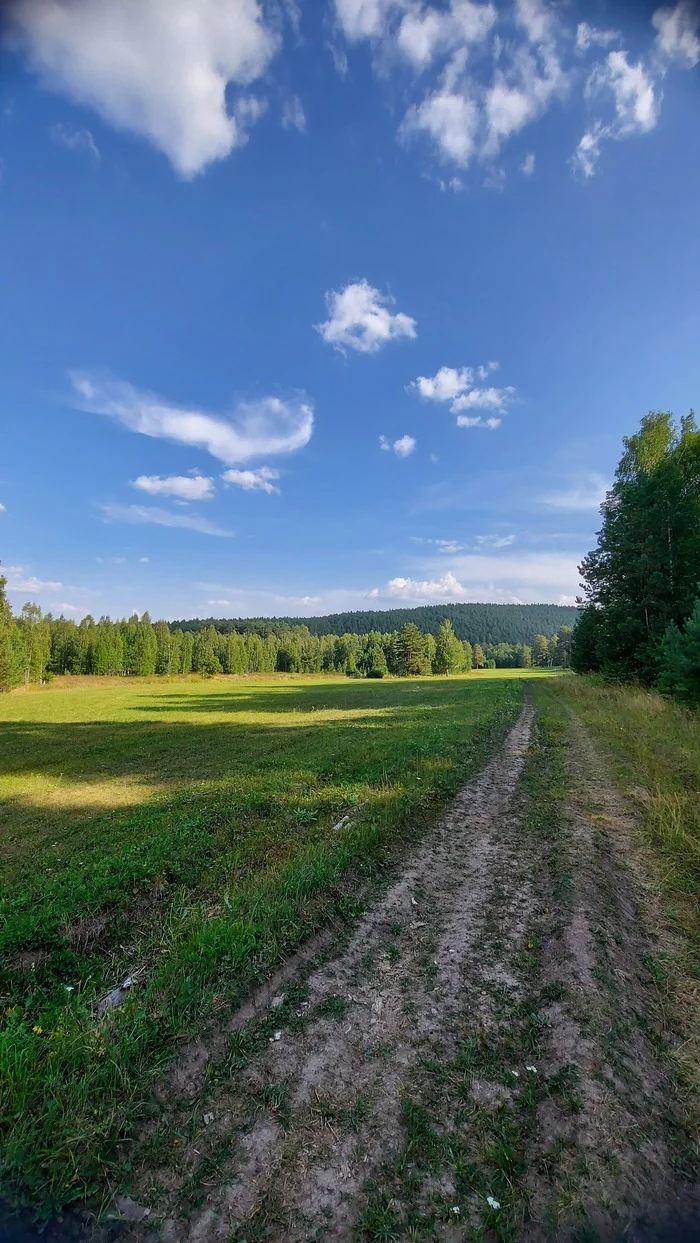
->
[[473, 643, 485, 670], [657, 600, 700, 705], [395, 624, 427, 676]]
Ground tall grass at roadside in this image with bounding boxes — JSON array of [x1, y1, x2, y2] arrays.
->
[[0, 675, 524, 1219], [547, 677, 700, 937], [540, 675, 700, 1099]]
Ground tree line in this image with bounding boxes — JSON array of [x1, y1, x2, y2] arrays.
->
[[171, 601, 579, 646], [572, 411, 700, 706], [0, 583, 573, 690]]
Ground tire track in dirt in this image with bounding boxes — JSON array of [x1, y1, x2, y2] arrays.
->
[[153, 702, 536, 1242]]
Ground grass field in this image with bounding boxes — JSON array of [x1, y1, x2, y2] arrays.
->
[[0, 670, 542, 1218], [537, 675, 700, 1095]]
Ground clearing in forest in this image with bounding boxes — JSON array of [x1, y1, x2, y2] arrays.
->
[[1, 673, 698, 1240]]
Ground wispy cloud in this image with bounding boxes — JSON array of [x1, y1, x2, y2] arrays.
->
[[539, 473, 608, 511], [281, 95, 306, 132], [53, 602, 82, 614], [100, 503, 233, 536], [49, 122, 100, 158], [221, 466, 280, 494], [575, 22, 619, 53], [572, 48, 659, 177], [374, 549, 580, 603], [10, 0, 280, 177], [380, 434, 417, 457], [131, 474, 216, 501], [411, 536, 465, 553], [4, 565, 62, 592], [652, 1, 700, 67], [333, 0, 696, 182], [71, 372, 313, 466], [316, 280, 417, 354], [475, 532, 515, 548]]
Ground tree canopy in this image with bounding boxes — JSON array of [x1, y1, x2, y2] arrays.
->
[[571, 411, 700, 703]]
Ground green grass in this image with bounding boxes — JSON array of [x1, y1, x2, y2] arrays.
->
[[536, 676, 700, 1094], [0, 672, 528, 1219]]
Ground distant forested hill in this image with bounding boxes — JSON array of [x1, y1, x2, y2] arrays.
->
[[172, 602, 579, 646]]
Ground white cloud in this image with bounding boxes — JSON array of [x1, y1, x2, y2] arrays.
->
[[411, 536, 465, 553], [387, 569, 466, 600], [652, 1, 700, 67], [100, 503, 233, 536], [8, 0, 278, 177], [71, 373, 313, 466], [53, 602, 82, 614], [334, 0, 685, 182], [475, 532, 515, 547], [49, 122, 100, 158], [571, 123, 605, 178], [573, 49, 659, 176], [575, 22, 618, 53], [380, 550, 579, 602], [95, 555, 126, 565], [4, 565, 62, 592], [394, 434, 417, 457], [281, 95, 306, 132], [413, 365, 474, 402], [0, 502, 5, 512], [484, 42, 568, 157], [540, 473, 608, 511], [453, 385, 515, 413], [402, 89, 479, 166], [456, 414, 502, 428], [379, 434, 416, 456], [221, 466, 280, 493], [334, 0, 399, 42], [131, 474, 215, 501], [316, 280, 417, 354], [412, 362, 515, 424], [139, 556, 150, 563], [590, 50, 659, 134]]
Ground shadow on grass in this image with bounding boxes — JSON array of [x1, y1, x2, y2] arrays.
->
[[124, 678, 498, 714], [0, 681, 508, 784]]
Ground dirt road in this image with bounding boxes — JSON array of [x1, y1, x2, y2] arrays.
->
[[115, 699, 697, 1242]]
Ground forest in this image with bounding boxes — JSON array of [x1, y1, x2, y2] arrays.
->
[[571, 411, 700, 705], [0, 590, 572, 689], [172, 601, 579, 644]]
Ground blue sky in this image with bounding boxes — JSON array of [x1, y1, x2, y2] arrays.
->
[[1, 0, 698, 621]]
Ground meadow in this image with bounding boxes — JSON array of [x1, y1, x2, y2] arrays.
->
[[0, 670, 548, 1217]]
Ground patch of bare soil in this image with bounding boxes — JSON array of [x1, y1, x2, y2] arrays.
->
[[111, 701, 697, 1243]]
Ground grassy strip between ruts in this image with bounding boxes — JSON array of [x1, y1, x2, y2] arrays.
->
[[0, 677, 524, 1221], [538, 675, 700, 1087]]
